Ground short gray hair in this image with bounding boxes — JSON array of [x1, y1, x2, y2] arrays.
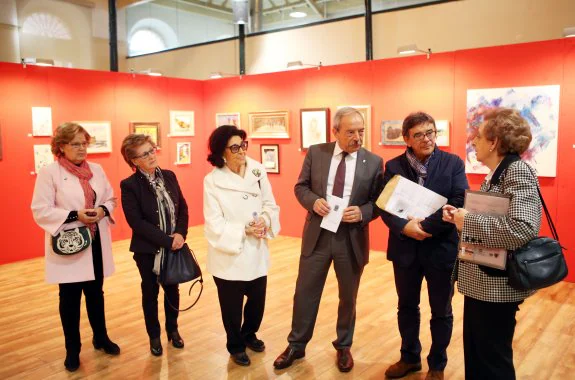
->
[[333, 107, 364, 131]]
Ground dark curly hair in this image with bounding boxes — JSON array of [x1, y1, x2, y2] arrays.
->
[[207, 125, 247, 168], [482, 108, 532, 155], [402, 111, 436, 137]]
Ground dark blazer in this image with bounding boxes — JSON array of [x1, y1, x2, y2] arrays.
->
[[381, 148, 468, 268], [121, 169, 189, 254], [294, 142, 384, 267]]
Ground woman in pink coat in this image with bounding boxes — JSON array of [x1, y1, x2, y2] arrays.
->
[[31, 123, 120, 372]]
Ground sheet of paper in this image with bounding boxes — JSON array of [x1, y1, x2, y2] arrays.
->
[[320, 195, 348, 233], [376, 175, 447, 219], [458, 191, 510, 269]]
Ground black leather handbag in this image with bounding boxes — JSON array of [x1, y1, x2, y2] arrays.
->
[[507, 188, 567, 291], [160, 243, 203, 311]]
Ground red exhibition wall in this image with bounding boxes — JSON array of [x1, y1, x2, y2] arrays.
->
[[1, 38, 574, 280]]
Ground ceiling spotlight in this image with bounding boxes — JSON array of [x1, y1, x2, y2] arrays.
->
[[210, 72, 223, 79], [287, 61, 322, 70], [564, 26, 575, 38], [21, 58, 54, 67], [289, 11, 307, 18], [397, 44, 432, 59]]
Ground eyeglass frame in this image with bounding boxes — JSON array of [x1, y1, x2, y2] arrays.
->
[[67, 142, 89, 149], [411, 129, 437, 141], [134, 147, 157, 159], [226, 141, 248, 154]]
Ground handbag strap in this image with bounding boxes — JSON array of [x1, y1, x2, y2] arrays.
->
[[162, 247, 204, 312], [536, 187, 559, 242]]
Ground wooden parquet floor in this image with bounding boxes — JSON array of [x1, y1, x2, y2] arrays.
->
[[1, 226, 575, 379]]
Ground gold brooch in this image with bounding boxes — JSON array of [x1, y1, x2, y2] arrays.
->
[[252, 169, 261, 177]]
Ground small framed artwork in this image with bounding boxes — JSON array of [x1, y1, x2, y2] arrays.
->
[[261, 144, 280, 174], [435, 120, 450, 147], [381, 120, 406, 146], [337, 105, 371, 150], [248, 110, 290, 139], [175, 142, 191, 165], [131, 122, 161, 148], [300, 108, 330, 150], [77, 121, 112, 153], [216, 112, 241, 128], [33, 144, 54, 173], [169, 110, 194, 137], [31, 106, 53, 136]]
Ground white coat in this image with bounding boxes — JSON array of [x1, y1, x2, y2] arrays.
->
[[203, 157, 280, 281], [31, 161, 116, 284]]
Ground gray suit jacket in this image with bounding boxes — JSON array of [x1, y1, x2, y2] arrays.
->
[[294, 142, 384, 267]]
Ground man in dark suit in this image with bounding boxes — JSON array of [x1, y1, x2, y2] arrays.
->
[[380, 112, 468, 380], [273, 107, 384, 372]]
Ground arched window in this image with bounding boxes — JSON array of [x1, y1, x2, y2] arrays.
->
[[22, 12, 71, 40], [129, 29, 166, 56]]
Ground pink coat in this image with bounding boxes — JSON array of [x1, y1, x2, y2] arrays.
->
[[31, 161, 117, 284]]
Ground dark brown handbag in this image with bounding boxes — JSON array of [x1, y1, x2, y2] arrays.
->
[[159, 243, 203, 311]]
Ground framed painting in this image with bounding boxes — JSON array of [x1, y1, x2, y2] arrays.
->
[[216, 112, 241, 128], [169, 110, 194, 137], [261, 144, 280, 174], [77, 121, 112, 153], [337, 105, 371, 150], [435, 120, 450, 147], [175, 142, 191, 165], [33, 144, 54, 173], [131, 122, 161, 148], [248, 110, 290, 139], [31, 106, 53, 136], [381, 120, 405, 146], [300, 108, 329, 150]]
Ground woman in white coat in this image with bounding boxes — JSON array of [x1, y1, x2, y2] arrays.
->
[[31, 123, 119, 372], [204, 125, 280, 367]]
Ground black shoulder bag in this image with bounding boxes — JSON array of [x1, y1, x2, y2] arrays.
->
[[507, 187, 567, 291], [159, 243, 204, 311]]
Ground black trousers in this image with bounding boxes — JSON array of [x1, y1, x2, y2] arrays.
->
[[58, 230, 108, 354], [393, 260, 454, 370], [288, 227, 363, 351], [463, 296, 522, 380], [133, 253, 180, 339], [213, 275, 267, 354]]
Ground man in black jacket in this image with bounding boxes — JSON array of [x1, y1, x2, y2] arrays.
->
[[380, 112, 468, 380]]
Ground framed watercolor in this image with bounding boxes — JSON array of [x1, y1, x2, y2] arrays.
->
[[248, 110, 290, 139], [130, 122, 161, 148], [381, 120, 405, 146], [77, 121, 112, 153], [175, 142, 191, 165], [32, 106, 53, 136], [261, 144, 280, 174], [169, 110, 194, 137], [435, 120, 450, 147], [216, 112, 241, 128], [300, 108, 329, 150], [337, 105, 371, 150], [33, 144, 54, 173]]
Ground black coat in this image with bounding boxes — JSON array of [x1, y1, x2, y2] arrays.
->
[[120, 169, 189, 254], [380, 148, 469, 268]]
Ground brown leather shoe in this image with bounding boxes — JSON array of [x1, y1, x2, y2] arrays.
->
[[273, 346, 305, 369], [425, 370, 444, 380], [336, 348, 354, 372], [385, 360, 422, 378]]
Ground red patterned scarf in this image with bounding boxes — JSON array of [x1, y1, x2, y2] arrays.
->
[[58, 157, 97, 237]]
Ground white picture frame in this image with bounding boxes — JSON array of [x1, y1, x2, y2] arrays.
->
[[216, 112, 241, 129], [175, 142, 191, 165], [170, 111, 195, 137], [76, 121, 112, 154], [32, 107, 53, 136], [33, 144, 54, 173]]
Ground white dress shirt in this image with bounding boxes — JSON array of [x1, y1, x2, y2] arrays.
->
[[326, 144, 357, 205]]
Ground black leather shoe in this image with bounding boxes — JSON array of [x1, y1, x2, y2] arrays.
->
[[245, 336, 265, 352], [336, 348, 354, 372], [168, 330, 184, 349], [273, 346, 305, 369], [92, 337, 120, 355], [231, 351, 251, 366], [150, 337, 163, 356], [64, 352, 80, 372]]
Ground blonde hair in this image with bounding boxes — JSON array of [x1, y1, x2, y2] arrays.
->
[[483, 108, 532, 155]]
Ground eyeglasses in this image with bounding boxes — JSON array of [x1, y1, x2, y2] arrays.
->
[[412, 129, 436, 141], [226, 141, 248, 153], [134, 147, 157, 159], [68, 142, 89, 149]]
